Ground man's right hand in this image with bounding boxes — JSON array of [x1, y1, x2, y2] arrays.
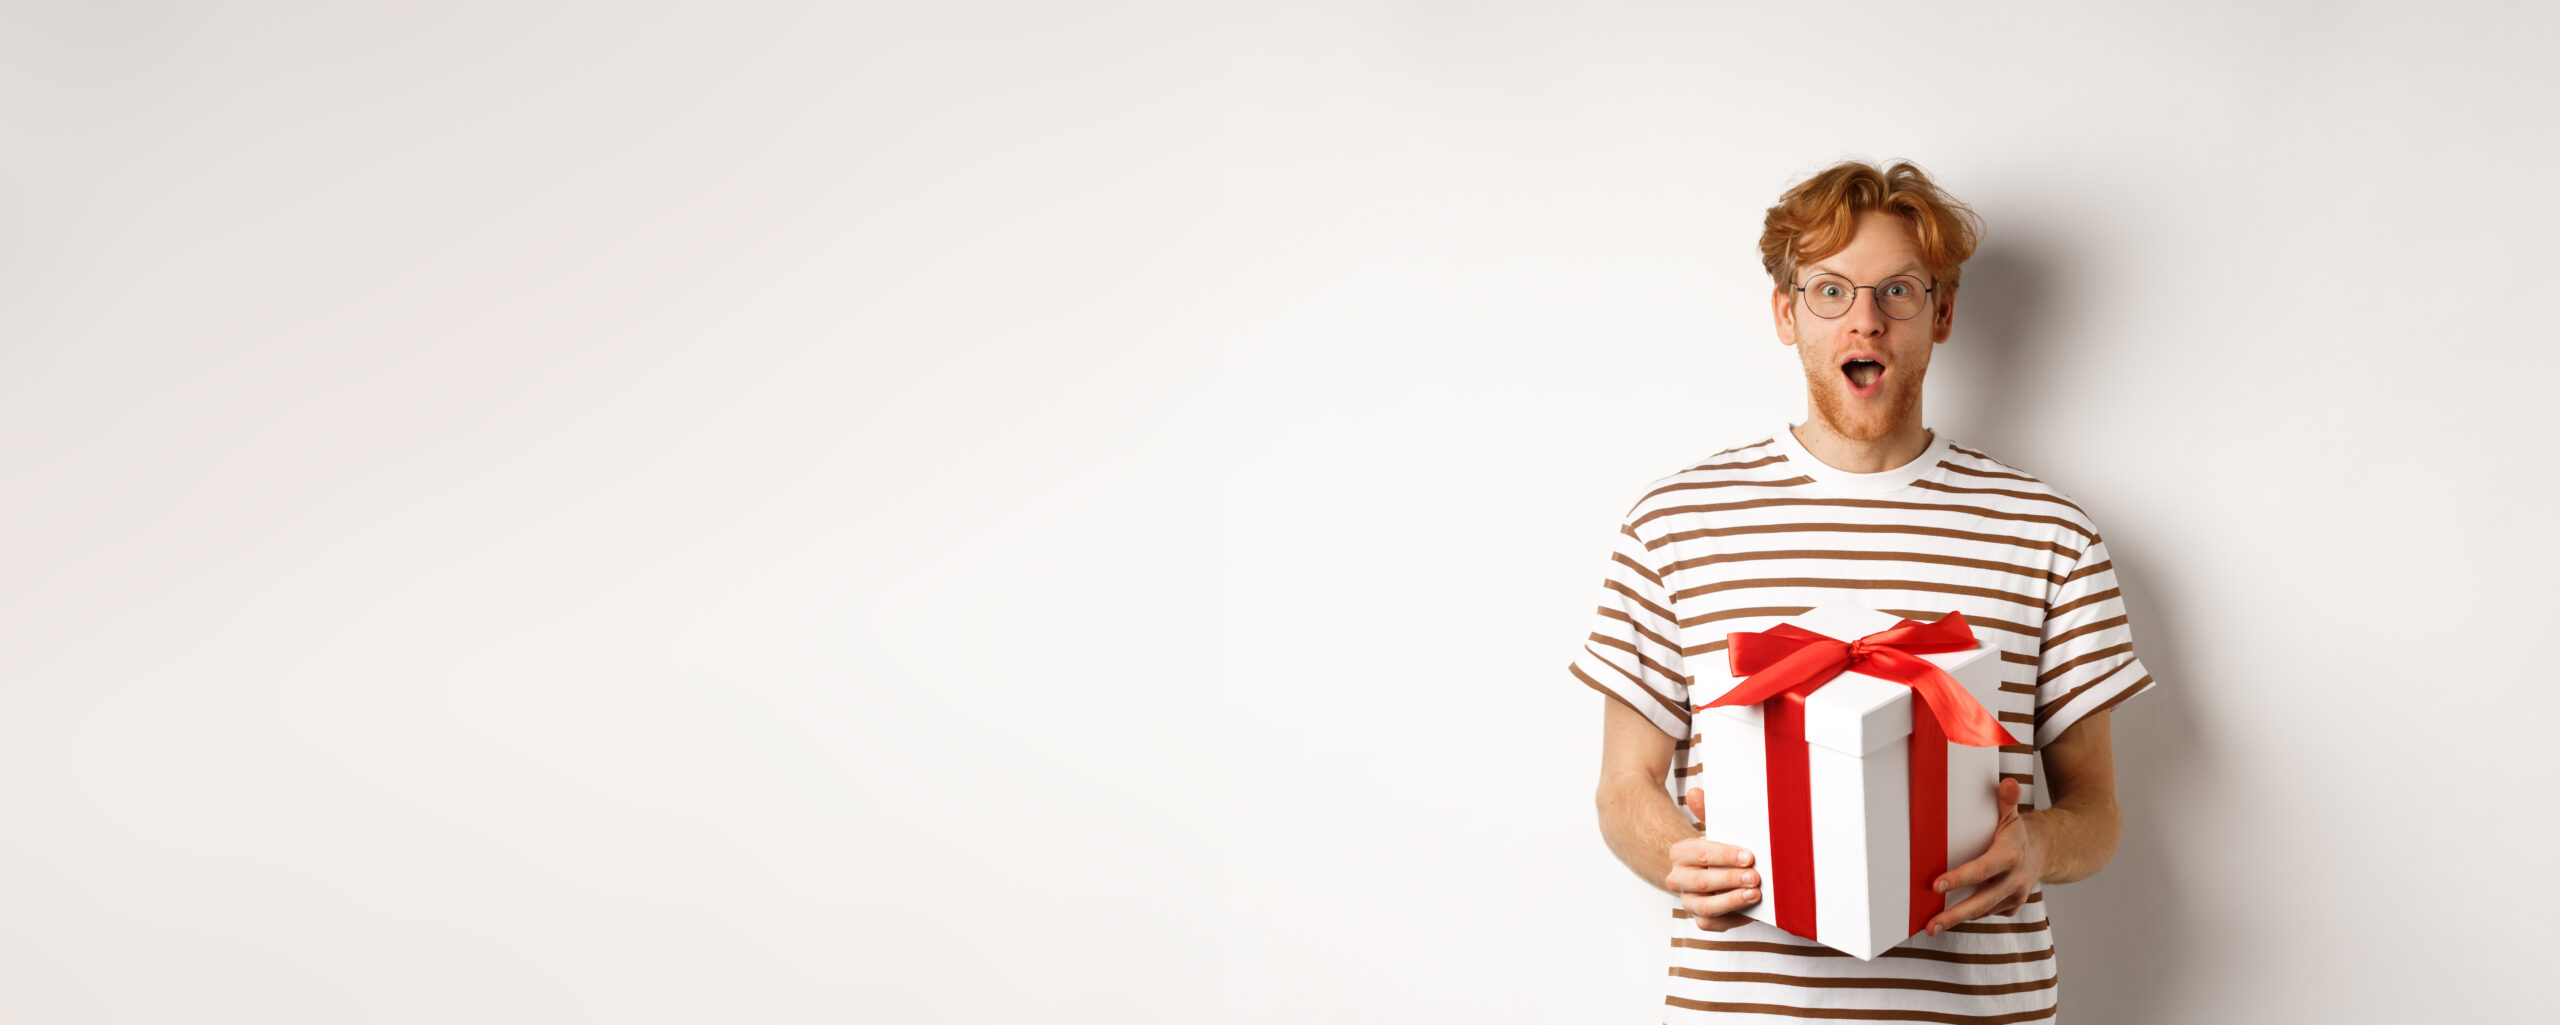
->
[[1670, 788, 1763, 932]]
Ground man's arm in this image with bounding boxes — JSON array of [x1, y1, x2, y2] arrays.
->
[[1594, 696, 1762, 930], [2028, 707, 2121, 884], [1924, 708, 2123, 933], [1594, 695, 1687, 892]]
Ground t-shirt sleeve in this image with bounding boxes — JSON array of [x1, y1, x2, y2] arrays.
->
[[1565, 512, 1691, 741], [2032, 530, 2159, 748]]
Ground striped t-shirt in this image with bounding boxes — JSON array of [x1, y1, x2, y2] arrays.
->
[[1568, 423, 2157, 1024]]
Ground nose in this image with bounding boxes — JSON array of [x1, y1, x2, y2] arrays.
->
[[1841, 286, 1889, 336]]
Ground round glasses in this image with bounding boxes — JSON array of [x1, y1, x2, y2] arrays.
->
[[1792, 273, 1935, 320]]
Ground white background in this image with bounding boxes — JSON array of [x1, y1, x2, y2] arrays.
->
[[4, 2, 2553, 1022]]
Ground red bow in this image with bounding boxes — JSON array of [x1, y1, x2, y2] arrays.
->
[[1709, 611, 2019, 748]]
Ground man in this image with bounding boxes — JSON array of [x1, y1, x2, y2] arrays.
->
[[1569, 159, 2155, 1022]]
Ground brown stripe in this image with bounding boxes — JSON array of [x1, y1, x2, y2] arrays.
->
[[1676, 576, 2043, 610], [1667, 548, 2065, 587], [1686, 605, 2038, 640], [1998, 711, 2033, 725], [1946, 443, 2021, 470], [2063, 675, 2154, 726], [2049, 586, 2121, 619], [2001, 772, 2035, 786], [1999, 651, 2036, 666], [1912, 478, 2090, 519], [2001, 744, 2033, 755], [1637, 496, 2097, 543], [1684, 604, 1816, 627], [1999, 681, 2037, 695], [2036, 642, 2133, 686], [1879, 609, 2036, 639], [1952, 919, 2050, 934], [1711, 437, 1780, 458], [1571, 657, 1689, 725], [1672, 967, 2057, 997], [1685, 453, 1788, 472], [2060, 557, 2113, 587], [2046, 614, 2127, 651], [1649, 476, 1819, 501], [1658, 520, 2080, 559], [1672, 938, 2055, 965], [1663, 998, 2055, 1023], [1937, 459, 2036, 483]]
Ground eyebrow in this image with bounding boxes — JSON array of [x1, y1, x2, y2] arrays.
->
[[1806, 262, 1925, 278]]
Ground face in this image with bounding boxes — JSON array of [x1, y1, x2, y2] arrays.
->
[[1771, 211, 1955, 443]]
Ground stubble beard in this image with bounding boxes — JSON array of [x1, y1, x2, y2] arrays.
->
[[1798, 349, 1925, 444]]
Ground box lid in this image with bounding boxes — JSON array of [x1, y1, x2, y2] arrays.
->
[[1695, 602, 2002, 758]]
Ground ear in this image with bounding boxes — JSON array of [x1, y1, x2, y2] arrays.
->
[[1931, 287, 1955, 345], [1773, 283, 1797, 346]]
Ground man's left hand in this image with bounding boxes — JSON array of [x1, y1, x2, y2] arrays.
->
[[1924, 778, 2044, 937]]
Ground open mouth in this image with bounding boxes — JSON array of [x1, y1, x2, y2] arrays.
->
[[1842, 358, 1884, 396]]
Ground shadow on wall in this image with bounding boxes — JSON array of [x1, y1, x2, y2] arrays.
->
[[2045, 559, 2224, 1024], [1941, 242, 2055, 441], [1953, 236, 2229, 1023]]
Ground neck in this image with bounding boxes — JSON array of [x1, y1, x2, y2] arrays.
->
[[1790, 410, 1934, 474]]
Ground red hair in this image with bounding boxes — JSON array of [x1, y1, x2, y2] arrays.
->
[[1760, 160, 1984, 304]]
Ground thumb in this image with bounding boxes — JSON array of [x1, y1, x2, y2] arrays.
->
[[1686, 787, 1705, 826], [1997, 777, 2022, 816]]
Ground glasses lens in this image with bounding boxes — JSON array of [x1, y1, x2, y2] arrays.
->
[[1804, 274, 1853, 318], [1878, 275, 1927, 320]]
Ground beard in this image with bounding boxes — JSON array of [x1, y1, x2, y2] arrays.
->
[[1798, 348, 1926, 443]]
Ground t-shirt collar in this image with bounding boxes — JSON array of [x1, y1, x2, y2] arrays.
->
[[1770, 421, 1951, 494]]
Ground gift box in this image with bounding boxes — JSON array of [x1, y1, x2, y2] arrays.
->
[[1688, 603, 2020, 960]]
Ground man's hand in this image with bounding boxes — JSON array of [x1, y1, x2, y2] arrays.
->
[[1924, 778, 2046, 936], [1670, 788, 1762, 932]]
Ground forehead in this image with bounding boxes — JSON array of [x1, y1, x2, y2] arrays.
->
[[1804, 212, 1926, 276]]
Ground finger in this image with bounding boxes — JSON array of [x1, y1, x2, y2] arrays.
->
[[1926, 879, 2017, 936], [1687, 885, 1762, 921], [1672, 837, 1757, 870], [1990, 779, 2023, 832], [1934, 842, 2018, 894], [1670, 866, 1762, 895]]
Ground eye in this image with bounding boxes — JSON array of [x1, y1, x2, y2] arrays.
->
[[1883, 281, 1912, 298], [1817, 282, 1846, 298]]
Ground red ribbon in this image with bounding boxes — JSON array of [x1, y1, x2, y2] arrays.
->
[[1701, 611, 2022, 942]]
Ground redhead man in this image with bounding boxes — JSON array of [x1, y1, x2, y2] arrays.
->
[[1569, 159, 2155, 1022]]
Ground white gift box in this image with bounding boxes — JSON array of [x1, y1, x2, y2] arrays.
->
[[1689, 602, 2009, 960]]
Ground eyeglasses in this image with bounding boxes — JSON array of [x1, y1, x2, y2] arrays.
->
[[1791, 273, 1936, 320]]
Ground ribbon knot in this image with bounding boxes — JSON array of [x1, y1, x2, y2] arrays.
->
[[1708, 610, 2020, 749]]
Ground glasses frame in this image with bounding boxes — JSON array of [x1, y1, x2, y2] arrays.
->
[[1790, 272, 1938, 321]]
